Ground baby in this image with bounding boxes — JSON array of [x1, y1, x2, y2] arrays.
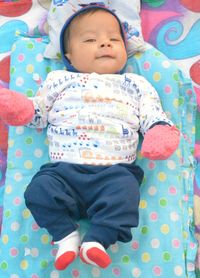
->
[[0, 4, 180, 271]]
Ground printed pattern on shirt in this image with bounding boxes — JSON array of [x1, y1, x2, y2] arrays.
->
[[28, 71, 173, 164]]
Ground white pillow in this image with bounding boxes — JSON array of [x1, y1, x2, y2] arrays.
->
[[44, 0, 146, 59]]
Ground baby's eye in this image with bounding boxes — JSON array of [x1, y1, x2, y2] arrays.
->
[[84, 38, 96, 43], [110, 38, 121, 42]]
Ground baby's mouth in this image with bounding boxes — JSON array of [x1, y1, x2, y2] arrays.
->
[[97, 54, 114, 59]]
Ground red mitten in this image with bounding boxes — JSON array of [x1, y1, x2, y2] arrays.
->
[[0, 88, 34, 126], [141, 125, 180, 160]]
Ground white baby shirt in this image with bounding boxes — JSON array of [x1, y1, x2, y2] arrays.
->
[[29, 71, 173, 165]]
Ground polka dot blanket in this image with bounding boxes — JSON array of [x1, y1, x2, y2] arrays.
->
[[0, 36, 197, 278]]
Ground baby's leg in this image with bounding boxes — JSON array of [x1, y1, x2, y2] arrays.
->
[[79, 164, 143, 268], [24, 162, 82, 270]]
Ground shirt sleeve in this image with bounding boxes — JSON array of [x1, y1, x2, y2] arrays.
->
[[27, 71, 63, 128], [133, 74, 173, 135]]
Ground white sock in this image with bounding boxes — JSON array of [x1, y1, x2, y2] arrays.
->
[[54, 230, 81, 270], [80, 241, 111, 268]]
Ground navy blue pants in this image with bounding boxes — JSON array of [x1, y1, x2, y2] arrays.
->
[[24, 162, 143, 248]]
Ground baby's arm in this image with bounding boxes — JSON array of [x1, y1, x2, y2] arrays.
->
[[0, 71, 59, 128], [133, 75, 180, 160]]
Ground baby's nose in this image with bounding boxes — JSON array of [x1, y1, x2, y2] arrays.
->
[[100, 41, 111, 48]]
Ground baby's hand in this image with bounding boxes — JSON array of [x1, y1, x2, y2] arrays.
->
[[0, 88, 34, 126], [141, 125, 180, 160]]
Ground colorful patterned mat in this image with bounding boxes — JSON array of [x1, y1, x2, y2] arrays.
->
[[0, 0, 200, 276]]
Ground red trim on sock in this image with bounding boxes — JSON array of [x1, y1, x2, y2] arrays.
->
[[55, 251, 76, 270], [81, 247, 112, 268]]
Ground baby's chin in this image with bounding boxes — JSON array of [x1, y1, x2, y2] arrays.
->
[[73, 62, 124, 74], [94, 61, 124, 74], [88, 65, 124, 74]]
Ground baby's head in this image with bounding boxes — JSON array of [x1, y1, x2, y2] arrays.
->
[[60, 5, 127, 74]]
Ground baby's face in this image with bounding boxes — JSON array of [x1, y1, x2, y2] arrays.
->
[[65, 10, 127, 74]]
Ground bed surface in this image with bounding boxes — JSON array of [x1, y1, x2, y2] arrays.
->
[[0, 0, 200, 276]]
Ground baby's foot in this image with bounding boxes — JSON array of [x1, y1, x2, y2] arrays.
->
[[80, 242, 111, 268], [54, 230, 81, 270]]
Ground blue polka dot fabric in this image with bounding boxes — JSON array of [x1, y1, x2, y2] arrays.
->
[[0, 37, 197, 277]]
